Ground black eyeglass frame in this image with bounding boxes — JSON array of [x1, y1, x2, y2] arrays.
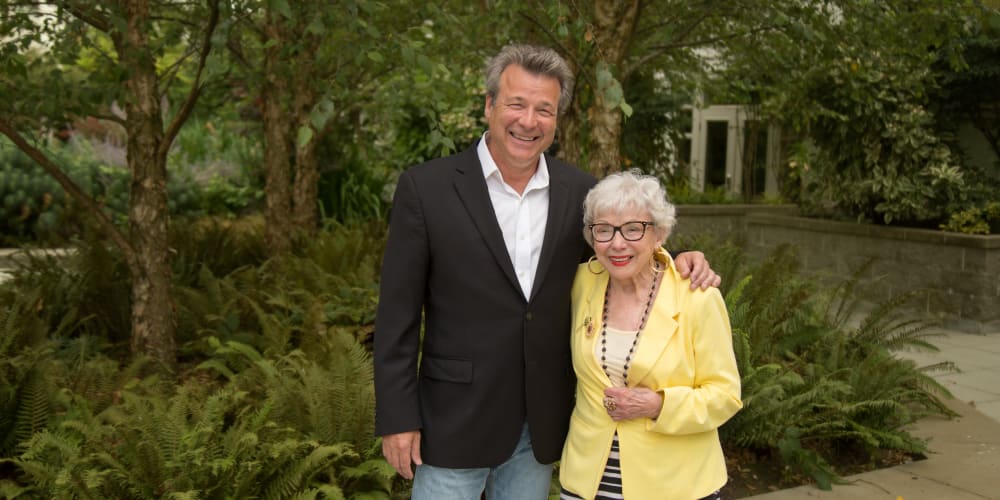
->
[[587, 221, 655, 242]]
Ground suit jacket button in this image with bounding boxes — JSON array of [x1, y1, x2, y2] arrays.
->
[[525, 312, 533, 321]]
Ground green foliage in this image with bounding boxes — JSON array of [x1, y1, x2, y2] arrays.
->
[[664, 178, 739, 205], [621, 69, 693, 181], [938, 200, 1000, 234], [4, 383, 375, 499], [717, 1, 994, 227], [0, 131, 264, 246], [0, 292, 58, 457], [169, 216, 270, 285], [173, 220, 383, 357], [0, 218, 404, 498], [317, 161, 392, 224], [0, 287, 158, 465], [780, 44, 967, 225], [0, 236, 132, 347], [0, 137, 106, 245], [672, 236, 957, 488], [931, 7, 1000, 183], [196, 333, 377, 461], [168, 119, 265, 217]]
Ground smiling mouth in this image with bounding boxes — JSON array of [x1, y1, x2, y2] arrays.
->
[[511, 131, 538, 142], [608, 256, 632, 266]]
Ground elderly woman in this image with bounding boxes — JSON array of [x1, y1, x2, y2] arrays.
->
[[559, 171, 743, 500]]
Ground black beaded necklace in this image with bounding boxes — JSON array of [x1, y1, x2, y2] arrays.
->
[[600, 262, 661, 385]]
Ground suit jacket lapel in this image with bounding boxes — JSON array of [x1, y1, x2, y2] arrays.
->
[[580, 270, 613, 385], [579, 254, 682, 388], [627, 250, 680, 387], [452, 145, 522, 297], [529, 154, 569, 302]]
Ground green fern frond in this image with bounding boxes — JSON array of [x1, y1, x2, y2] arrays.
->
[[262, 443, 355, 500]]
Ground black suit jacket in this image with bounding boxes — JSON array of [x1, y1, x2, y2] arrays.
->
[[374, 143, 597, 467]]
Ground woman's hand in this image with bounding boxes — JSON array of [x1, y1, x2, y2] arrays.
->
[[603, 386, 663, 421]]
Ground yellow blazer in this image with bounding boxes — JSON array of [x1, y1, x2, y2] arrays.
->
[[559, 248, 743, 499]]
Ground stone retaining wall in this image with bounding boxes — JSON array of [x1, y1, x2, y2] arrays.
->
[[673, 206, 1000, 333]]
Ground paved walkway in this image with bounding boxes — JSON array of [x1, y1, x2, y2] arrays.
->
[[743, 327, 1000, 500]]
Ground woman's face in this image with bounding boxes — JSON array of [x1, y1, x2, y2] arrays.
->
[[591, 209, 660, 283]]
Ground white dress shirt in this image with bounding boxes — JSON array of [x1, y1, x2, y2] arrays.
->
[[477, 133, 549, 299]]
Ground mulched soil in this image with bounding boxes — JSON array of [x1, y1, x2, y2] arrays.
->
[[721, 444, 920, 498]]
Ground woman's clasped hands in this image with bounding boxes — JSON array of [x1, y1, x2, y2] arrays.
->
[[602, 386, 663, 421]]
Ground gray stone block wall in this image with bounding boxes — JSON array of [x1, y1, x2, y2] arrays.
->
[[672, 206, 1000, 333]]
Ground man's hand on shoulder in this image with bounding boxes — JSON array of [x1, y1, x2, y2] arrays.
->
[[674, 251, 722, 290]]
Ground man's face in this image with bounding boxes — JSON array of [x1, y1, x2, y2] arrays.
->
[[484, 64, 561, 175]]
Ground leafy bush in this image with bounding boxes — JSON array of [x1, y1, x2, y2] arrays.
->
[[317, 160, 392, 224], [674, 237, 957, 488], [664, 177, 739, 205], [0, 219, 404, 499], [173, 219, 383, 358], [3, 382, 390, 499], [0, 127, 263, 246], [0, 292, 60, 458], [0, 137, 111, 245], [939, 201, 1000, 234]]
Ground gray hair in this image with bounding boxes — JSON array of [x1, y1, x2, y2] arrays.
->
[[485, 44, 574, 115], [582, 170, 676, 247]]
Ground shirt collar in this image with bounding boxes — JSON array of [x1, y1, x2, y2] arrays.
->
[[477, 131, 549, 191]]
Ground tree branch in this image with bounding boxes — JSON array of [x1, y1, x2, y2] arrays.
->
[[626, 23, 782, 79], [623, 8, 714, 79], [516, 9, 597, 93], [160, 0, 220, 158], [58, 0, 111, 32], [0, 118, 137, 274]]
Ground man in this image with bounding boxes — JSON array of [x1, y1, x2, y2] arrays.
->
[[374, 44, 720, 499]]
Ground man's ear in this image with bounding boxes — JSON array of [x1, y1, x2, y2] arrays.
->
[[484, 96, 494, 118]]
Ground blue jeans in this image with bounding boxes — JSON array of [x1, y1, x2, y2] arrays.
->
[[411, 424, 553, 500]]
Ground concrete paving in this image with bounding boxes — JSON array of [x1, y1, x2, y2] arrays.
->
[[742, 327, 1000, 500]]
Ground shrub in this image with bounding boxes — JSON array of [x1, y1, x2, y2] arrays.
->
[[939, 201, 1000, 234], [671, 235, 956, 488], [0, 127, 263, 246]]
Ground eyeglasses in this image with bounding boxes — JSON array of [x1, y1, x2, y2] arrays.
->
[[588, 221, 655, 242]]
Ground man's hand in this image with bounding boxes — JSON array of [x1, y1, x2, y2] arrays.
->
[[674, 251, 721, 290], [382, 430, 422, 479]]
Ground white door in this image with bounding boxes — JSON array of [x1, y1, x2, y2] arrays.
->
[[689, 105, 780, 198]]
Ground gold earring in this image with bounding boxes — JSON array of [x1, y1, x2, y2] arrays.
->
[[651, 256, 664, 274], [587, 255, 605, 275]]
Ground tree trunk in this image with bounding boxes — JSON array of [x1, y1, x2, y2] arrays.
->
[[555, 48, 585, 171], [262, 10, 293, 255], [589, 88, 624, 178], [587, 0, 640, 178], [292, 135, 320, 232], [556, 105, 585, 172], [292, 47, 320, 234], [118, 0, 176, 368]]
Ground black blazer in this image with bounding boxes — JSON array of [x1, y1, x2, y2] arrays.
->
[[374, 143, 597, 467]]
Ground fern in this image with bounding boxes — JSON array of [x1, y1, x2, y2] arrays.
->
[[0, 294, 61, 458], [677, 235, 962, 488]]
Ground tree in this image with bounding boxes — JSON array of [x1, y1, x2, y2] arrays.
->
[[717, 0, 988, 225], [220, 1, 456, 254], [496, 0, 795, 178], [0, 0, 220, 368]]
